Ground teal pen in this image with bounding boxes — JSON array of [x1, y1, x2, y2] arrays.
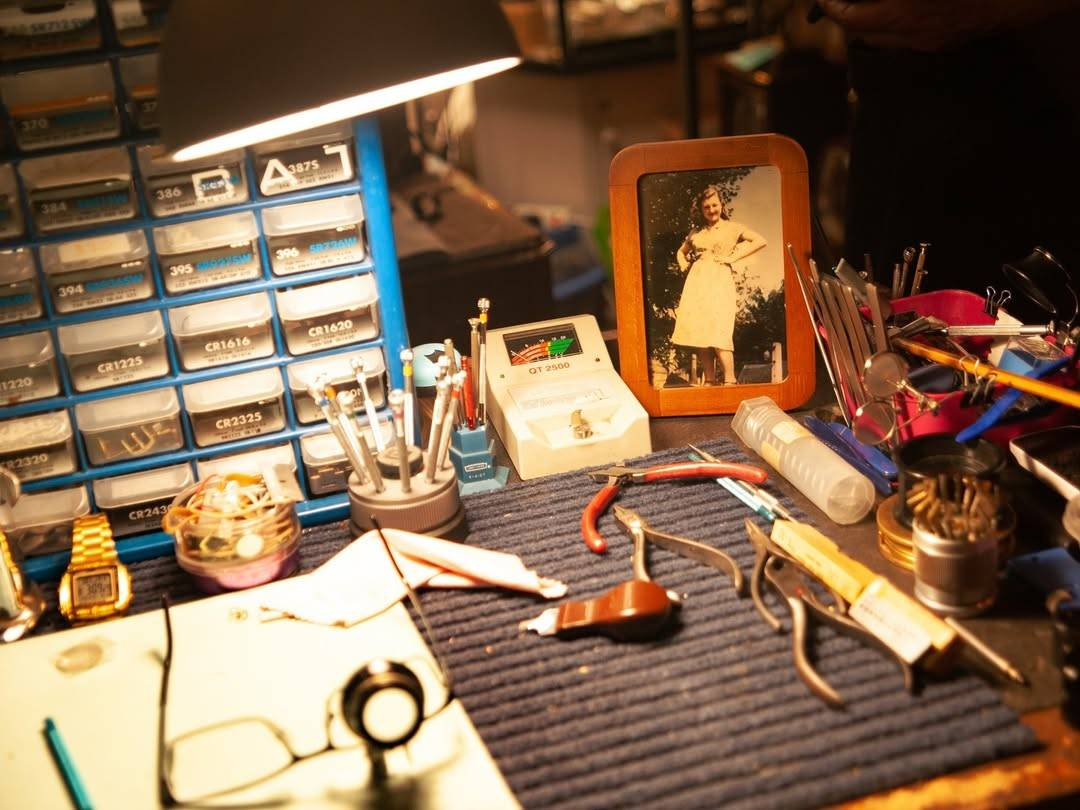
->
[[689, 451, 776, 521], [43, 717, 93, 810]]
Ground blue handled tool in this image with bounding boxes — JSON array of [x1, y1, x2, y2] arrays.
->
[[955, 352, 1075, 442], [826, 421, 898, 479], [803, 417, 893, 496]]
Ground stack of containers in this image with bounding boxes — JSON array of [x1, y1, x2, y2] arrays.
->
[[0, 3, 408, 571]]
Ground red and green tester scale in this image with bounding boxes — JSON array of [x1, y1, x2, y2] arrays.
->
[[485, 314, 651, 479]]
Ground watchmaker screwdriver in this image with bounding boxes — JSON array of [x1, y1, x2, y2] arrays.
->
[[425, 377, 451, 483], [350, 357, 387, 452], [387, 389, 411, 493], [335, 388, 384, 493], [437, 372, 464, 470], [468, 317, 481, 406], [477, 297, 490, 425], [401, 348, 416, 447], [443, 338, 458, 377]]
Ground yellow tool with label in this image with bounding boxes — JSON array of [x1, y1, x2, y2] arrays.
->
[[768, 519, 958, 668]]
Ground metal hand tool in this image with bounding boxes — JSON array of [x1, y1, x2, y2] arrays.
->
[[891, 262, 902, 300], [476, 297, 490, 425], [911, 242, 930, 295], [437, 371, 464, 470], [424, 377, 451, 483], [833, 278, 874, 371], [522, 504, 679, 640], [818, 272, 868, 407], [468, 317, 481, 407], [400, 348, 416, 446], [945, 617, 1026, 685], [350, 357, 386, 452], [864, 281, 890, 353], [612, 503, 744, 595], [387, 389, 411, 493], [310, 378, 381, 491], [336, 389, 384, 493], [898, 247, 916, 298], [688, 443, 794, 522], [582, 461, 768, 554], [835, 259, 869, 304], [744, 519, 917, 707], [787, 243, 849, 424]]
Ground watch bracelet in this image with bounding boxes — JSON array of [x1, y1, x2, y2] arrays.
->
[[70, 513, 119, 568]]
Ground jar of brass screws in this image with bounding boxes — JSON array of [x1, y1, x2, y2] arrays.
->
[[910, 473, 1015, 617], [164, 471, 301, 593]]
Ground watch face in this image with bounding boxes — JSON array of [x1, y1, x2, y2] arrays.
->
[[72, 569, 118, 607]]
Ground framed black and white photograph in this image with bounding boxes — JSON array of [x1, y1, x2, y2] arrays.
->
[[609, 134, 815, 415]]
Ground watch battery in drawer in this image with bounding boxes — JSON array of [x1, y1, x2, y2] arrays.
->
[[0, 330, 60, 406], [58, 310, 169, 392], [0, 248, 42, 325], [168, 292, 274, 371], [253, 122, 355, 197], [93, 462, 193, 538], [275, 274, 379, 356], [183, 368, 286, 448], [153, 211, 260, 295], [138, 145, 249, 218], [261, 193, 365, 276], [40, 229, 152, 314], [0, 61, 119, 152], [20, 146, 136, 233], [0, 410, 76, 483]]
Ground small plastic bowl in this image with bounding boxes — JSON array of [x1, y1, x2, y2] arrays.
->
[[166, 482, 301, 594]]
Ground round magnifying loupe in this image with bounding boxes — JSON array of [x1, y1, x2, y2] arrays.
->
[[341, 659, 425, 750], [863, 352, 911, 400], [1002, 246, 1078, 325], [853, 399, 897, 446]]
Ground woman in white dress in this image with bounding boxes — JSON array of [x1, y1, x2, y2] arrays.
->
[[670, 185, 767, 385]]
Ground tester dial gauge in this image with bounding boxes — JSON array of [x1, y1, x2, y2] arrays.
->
[[485, 314, 651, 479]]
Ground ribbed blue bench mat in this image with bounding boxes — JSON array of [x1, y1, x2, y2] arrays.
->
[[33, 439, 1037, 809]]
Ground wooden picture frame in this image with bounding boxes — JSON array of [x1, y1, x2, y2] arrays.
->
[[609, 134, 815, 416]]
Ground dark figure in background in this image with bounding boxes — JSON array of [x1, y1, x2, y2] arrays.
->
[[820, 1, 1080, 298]]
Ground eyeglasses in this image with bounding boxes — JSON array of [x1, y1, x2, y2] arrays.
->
[[157, 523, 455, 807]]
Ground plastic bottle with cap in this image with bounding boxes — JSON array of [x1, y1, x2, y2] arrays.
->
[[732, 396, 875, 524]]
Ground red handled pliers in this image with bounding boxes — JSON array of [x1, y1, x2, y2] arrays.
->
[[581, 461, 768, 553]]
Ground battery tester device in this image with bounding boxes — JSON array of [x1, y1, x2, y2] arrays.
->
[[485, 314, 651, 479]]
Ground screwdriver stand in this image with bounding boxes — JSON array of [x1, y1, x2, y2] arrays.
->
[[450, 424, 509, 495], [347, 445, 466, 540]]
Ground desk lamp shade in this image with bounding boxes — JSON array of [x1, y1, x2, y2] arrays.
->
[[160, 0, 521, 160]]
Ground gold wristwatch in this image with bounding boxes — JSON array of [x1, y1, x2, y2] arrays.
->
[[58, 514, 132, 624]]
